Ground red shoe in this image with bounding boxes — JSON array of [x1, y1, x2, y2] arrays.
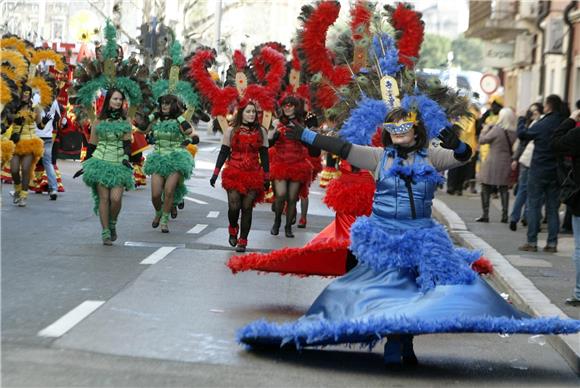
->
[[297, 216, 307, 229], [236, 238, 247, 253], [228, 225, 239, 247]]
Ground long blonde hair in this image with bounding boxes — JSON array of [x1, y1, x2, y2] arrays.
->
[[496, 107, 516, 131]]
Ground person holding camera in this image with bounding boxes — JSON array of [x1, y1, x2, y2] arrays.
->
[[9, 86, 46, 207]]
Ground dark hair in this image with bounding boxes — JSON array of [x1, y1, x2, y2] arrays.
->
[[19, 85, 33, 108], [99, 88, 127, 120], [279, 95, 305, 125], [158, 94, 184, 119], [232, 102, 260, 129], [576, 99, 580, 110], [545, 94, 563, 114], [529, 102, 544, 115], [381, 108, 428, 150]]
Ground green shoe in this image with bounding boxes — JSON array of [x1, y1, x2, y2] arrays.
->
[[160, 212, 170, 233], [109, 219, 118, 241], [102, 228, 113, 246]]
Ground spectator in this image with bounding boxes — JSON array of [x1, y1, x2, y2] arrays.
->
[[447, 103, 479, 196], [509, 103, 543, 231], [476, 107, 517, 223], [517, 95, 564, 252], [551, 109, 580, 306], [35, 98, 60, 200]]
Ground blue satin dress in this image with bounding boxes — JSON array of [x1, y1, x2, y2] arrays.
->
[[238, 148, 580, 348]]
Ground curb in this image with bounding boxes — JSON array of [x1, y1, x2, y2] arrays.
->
[[432, 198, 580, 374]]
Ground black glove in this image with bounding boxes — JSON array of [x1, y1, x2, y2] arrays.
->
[[13, 117, 24, 126], [73, 168, 84, 179], [122, 159, 133, 170], [190, 135, 200, 145], [263, 179, 270, 191], [209, 174, 218, 187], [146, 133, 156, 145], [9, 132, 20, 143], [41, 114, 53, 126], [305, 112, 319, 128], [180, 139, 191, 147], [268, 130, 280, 147], [85, 143, 97, 160], [438, 126, 461, 150], [285, 122, 304, 141], [179, 120, 192, 132]]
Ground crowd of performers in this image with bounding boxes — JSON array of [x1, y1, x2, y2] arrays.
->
[[3, 0, 580, 369]]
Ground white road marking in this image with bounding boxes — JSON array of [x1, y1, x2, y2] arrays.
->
[[207, 211, 219, 218], [184, 196, 208, 205], [140, 246, 177, 265], [187, 224, 208, 234], [38, 300, 105, 337]]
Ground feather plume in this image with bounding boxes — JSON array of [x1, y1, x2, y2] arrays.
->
[[390, 3, 424, 69], [1, 49, 28, 84], [103, 19, 118, 60], [31, 49, 66, 72], [188, 50, 238, 116], [0, 36, 33, 59], [232, 50, 247, 72]]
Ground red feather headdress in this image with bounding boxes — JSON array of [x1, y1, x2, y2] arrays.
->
[[278, 47, 311, 110], [188, 46, 285, 130], [298, 1, 351, 109]]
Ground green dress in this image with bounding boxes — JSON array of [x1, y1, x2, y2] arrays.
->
[[83, 120, 135, 214], [143, 119, 195, 206]]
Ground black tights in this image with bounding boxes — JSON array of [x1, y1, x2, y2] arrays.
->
[[227, 190, 257, 239], [272, 180, 301, 227]]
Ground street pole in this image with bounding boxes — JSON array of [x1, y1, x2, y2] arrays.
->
[[215, 0, 222, 55]]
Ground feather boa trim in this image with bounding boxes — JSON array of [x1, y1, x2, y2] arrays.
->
[[323, 169, 375, 215], [143, 149, 194, 179], [238, 315, 580, 349], [350, 216, 481, 292], [96, 120, 132, 138], [14, 137, 44, 158], [1, 139, 15, 165], [228, 238, 350, 276], [340, 96, 388, 145], [221, 165, 265, 204], [270, 162, 312, 198], [82, 157, 134, 214]]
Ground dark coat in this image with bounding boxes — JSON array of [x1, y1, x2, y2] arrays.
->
[[551, 118, 580, 215]]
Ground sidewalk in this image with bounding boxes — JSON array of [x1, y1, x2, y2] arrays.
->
[[433, 190, 580, 373]]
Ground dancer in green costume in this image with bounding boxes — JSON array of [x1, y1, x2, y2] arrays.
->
[[83, 89, 134, 245], [73, 20, 148, 245], [142, 41, 200, 233]]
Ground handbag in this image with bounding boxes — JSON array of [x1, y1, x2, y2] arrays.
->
[[559, 170, 580, 206]]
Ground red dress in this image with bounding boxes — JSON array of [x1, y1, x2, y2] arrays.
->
[[269, 122, 313, 198], [221, 126, 266, 203]]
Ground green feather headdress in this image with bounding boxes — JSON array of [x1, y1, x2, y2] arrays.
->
[[151, 41, 200, 110], [74, 19, 145, 116]]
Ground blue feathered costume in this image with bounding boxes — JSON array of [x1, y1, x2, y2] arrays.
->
[[238, 144, 580, 352]]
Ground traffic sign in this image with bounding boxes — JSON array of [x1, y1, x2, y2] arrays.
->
[[480, 73, 501, 95]]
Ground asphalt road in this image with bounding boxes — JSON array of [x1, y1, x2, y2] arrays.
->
[[2, 135, 579, 387]]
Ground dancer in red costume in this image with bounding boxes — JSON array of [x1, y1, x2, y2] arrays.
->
[[269, 97, 316, 238], [189, 45, 285, 251], [210, 102, 269, 252]]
